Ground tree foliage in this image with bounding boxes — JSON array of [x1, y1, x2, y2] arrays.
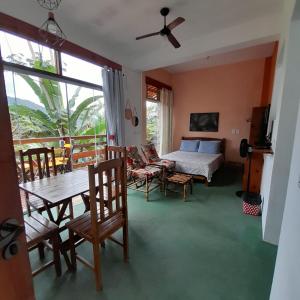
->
[[8, 47, 106, 139], [146, 101, 160, 146]]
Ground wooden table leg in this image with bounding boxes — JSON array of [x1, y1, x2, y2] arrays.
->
[[165, 182, 168, 197], [52, 230, 62, 276], [44, 198, 74, 271], [183, 184, 187, 201], [81, 193, 90, 212]]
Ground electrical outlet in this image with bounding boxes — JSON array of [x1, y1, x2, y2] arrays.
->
[[298, 174, 300, 189]]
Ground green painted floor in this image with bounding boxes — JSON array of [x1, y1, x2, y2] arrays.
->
[[31, 167, 277, 300]]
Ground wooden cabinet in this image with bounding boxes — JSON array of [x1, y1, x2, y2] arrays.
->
[[249, 107, 267, 146], [242, 152, 264, 193], [243, 106, 272, 193]]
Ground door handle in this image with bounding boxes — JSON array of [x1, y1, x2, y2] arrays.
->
[[0, 219, 24, 260]]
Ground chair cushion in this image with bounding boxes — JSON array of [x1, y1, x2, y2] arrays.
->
[[198, 140, 221, 154], [141, 143, 160, 163], [130, 165, 161, 179], [126, 146, 146, 169], [151, 159, 175, 170], [179, 140, 200, 152]]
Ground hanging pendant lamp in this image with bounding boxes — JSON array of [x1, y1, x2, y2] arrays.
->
[[37, 0, 66, 47]]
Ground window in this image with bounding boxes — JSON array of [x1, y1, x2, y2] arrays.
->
[[1, 30, 107, 172], [146, 100, 160, 149], [0, 31, 57, 73], [5, 70, 69, 142], [146, 83, 160, 151], [146, 84, 160, 101], [61, 53, 103, 86]]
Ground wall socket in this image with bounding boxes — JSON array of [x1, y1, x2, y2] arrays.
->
[[231, 129, 240, 135]]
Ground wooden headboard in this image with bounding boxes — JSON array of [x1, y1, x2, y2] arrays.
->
[[181, 136, 226, 156]]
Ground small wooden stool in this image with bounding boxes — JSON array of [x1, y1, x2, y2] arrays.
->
[[25, 213, 61, 277], [165, 173, 193, 201]]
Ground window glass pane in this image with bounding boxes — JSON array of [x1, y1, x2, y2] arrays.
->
[[5, 70, 68, 143], [4, 70, 70, 183], [66, 83, 106, 168], [61, 52, 103, 86], [4, 69, 108, 177], [0, 30, 57, 73], [146, 100, 160, 151]]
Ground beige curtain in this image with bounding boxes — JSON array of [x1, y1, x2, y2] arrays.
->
[[159, 88, 173, 155]]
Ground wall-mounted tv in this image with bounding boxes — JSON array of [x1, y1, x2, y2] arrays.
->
[[189, 112, 219, 132]]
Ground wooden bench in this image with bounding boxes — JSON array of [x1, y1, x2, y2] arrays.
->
[[24, 213, 61, 277]]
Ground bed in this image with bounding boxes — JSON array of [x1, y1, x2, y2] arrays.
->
[[161, 137, 225, 184]]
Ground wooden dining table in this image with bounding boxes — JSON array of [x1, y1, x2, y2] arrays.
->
[[19, 168, 92, 270]]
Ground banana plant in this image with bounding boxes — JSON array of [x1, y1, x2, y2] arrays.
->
[[8, 53, 105, 139]]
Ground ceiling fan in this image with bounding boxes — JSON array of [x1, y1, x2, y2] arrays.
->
[[136, 7, 185, 49]]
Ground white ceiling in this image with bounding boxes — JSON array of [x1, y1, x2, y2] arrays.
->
[[0, 0, 284, 71], [166, 42, 275, 73]]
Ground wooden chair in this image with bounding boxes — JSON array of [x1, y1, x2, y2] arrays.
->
[[66, 158, 128, 291], [19, 147, 57, 216], [81, 145, 127, 211], [19, 147, 73, 220], [106, 145, 127, 161], [51, 147, 70, 174], [141, 143, 176, 186], [25, 212, 61, 277], [126, 146, 162, 201]]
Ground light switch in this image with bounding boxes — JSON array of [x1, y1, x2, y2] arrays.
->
[[236, 129, 240, 135]]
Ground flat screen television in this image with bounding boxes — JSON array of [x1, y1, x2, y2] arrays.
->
[[189, 112, 219, 132]]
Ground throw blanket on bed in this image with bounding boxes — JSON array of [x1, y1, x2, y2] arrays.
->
[[161, 151, 224, 182]]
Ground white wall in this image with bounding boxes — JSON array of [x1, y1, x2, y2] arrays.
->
[[122, 66, 143, 146], [261, 0, 297, 245], [270, 87, 300, 300], [260, 153, 274, 238], [269, 3, 300, 298]]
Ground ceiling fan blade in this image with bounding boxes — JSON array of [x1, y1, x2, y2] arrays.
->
[[167, 33, 181, 48], [167, 17, 185, 31], [136, 32, 160, 40]]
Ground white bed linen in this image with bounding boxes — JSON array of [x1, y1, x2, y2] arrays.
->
[[161, 151, 224, 182]]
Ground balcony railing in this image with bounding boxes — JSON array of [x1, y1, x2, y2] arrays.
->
[[14, 134, 107, 176]]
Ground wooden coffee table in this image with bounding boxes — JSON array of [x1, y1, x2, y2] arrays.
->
[[165, 173, 193, 201]]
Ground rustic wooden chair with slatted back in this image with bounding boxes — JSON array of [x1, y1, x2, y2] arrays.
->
[[24, 212, 61, 277], [19, 147, 74, 219], [106, 145, 127, 161], [19, 147, 57, 216], [66, 158, 128, 291], [81, 145, 127, 211]]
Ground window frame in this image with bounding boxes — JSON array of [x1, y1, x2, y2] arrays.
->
[[0, 12, 121, 70], [0, 12, 121, 92], [144, 77, 172, 148], [0, 31, 103, 91], [0, 13, 112, 171]]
